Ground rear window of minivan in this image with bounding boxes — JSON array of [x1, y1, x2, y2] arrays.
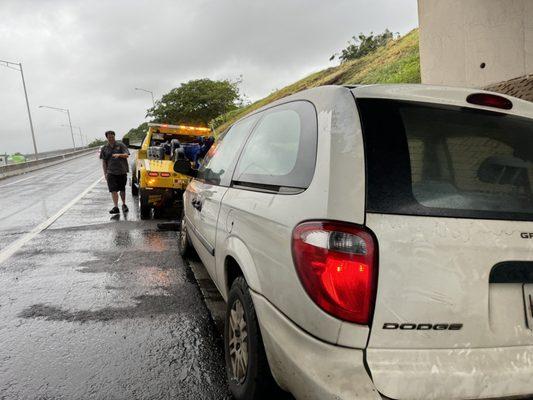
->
[[358, 98, 533, 221]]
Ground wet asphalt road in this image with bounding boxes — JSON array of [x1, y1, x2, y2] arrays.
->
[[0, 151, 102, 252], [0, 154, 231, 399]]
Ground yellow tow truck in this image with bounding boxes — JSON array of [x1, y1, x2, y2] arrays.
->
[[125, 123, 213, 219]]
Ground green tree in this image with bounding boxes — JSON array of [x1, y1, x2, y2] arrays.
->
[[123, 122, 148, 143], [330, 29, 396, 63], [147, 78, 242, 126]]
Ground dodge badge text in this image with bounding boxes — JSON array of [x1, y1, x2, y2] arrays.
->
[[383, 323, 464, 330]]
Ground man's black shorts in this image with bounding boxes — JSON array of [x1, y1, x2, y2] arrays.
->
[[106, 174, 127, 192]]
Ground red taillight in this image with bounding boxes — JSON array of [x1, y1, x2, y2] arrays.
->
[[466, 93, 513, 110], [148, 172, 159, 177], [292, 221, 378, 324], [160, 172, 171, 177]]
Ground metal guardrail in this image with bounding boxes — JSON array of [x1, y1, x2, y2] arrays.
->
[[0, 147, 96, 180]]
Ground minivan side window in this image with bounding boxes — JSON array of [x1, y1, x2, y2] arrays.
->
[[197, 116, 258, 186], [232, 101, 317, 191]]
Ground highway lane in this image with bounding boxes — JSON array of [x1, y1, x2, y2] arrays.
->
[[0, 158, 231, 399], [0, 151, 103, 252]]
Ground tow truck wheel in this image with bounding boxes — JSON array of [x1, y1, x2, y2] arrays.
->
[[131, 175, 139, 196], [175, 190, 185, 217], [139, 190, 151, 219]]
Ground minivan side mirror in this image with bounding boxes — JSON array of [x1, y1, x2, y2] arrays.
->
[[174, 159, 198, 178]]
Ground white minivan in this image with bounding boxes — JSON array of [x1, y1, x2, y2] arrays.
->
[[173, 85, 533, 400]]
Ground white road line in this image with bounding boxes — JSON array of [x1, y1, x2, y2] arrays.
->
[[0, 176, 103, 265]]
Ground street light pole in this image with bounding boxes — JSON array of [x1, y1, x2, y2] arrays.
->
[[61, 124, 84, 147], [77, 127, 84, 147], [134, 87, 155, 107], [39, 105, 76, 150], [66, 109, 76, 150], [0, 59, 39, 159], [18, 64, 38, 159]]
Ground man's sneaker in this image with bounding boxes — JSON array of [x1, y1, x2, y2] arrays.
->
[[109, 206, 120, 214], [122, 204, 129, 213]]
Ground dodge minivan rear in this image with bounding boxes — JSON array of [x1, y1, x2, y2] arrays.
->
[[177, 84, 533, 400], [356, 87, 533, 400]]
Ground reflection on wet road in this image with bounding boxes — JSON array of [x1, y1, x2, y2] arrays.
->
[[0, 162, 230, 399]]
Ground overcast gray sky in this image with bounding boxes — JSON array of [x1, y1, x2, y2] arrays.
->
[[0, 0, 418, 154]]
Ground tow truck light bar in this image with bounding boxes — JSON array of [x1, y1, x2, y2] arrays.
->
[[148, 123, 211, 132]]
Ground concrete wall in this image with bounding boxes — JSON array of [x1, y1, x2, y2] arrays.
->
[[22, 147, 85, 163], [418, 0, 533, 87], [0, 148, 96, 180]]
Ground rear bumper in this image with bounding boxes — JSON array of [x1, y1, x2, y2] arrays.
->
[[139, 187, 182, 207], [139, 170, 189, 191], [143, 181, 188, 191], [251, 292, 382, 400], [368, 346, 533, 400], [250, 290, 533, 399]]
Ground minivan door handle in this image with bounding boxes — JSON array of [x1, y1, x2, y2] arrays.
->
[[191, 198, 203, 212]]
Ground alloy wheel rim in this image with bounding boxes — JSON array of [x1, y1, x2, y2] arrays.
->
[[228, 299, 248, 383]]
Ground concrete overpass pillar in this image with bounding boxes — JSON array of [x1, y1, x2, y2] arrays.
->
[[418, 0, 533, 100]]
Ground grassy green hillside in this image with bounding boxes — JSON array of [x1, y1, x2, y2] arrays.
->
[[214, 29, 420, 133]]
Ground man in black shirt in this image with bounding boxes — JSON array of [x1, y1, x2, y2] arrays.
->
[[100, 131, 130, 214]]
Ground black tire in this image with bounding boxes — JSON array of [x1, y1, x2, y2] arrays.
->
[[131, 175, 139, 196], [225, 276, 278, 400], [153, 207, 164, 219], [178, 212, 196, 258], [139, 191, 151, 220], [174, 189, 185, 217]]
